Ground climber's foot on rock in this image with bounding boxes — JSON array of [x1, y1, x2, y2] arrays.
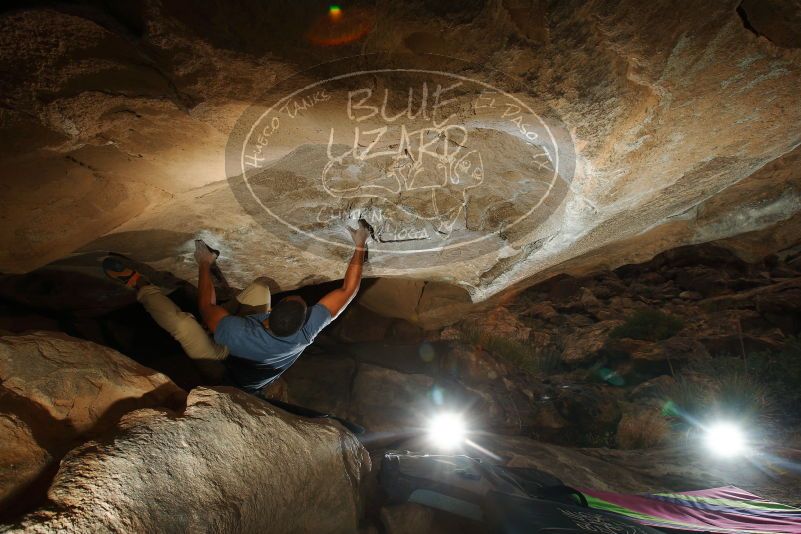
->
[[102, 257, 150, 290]]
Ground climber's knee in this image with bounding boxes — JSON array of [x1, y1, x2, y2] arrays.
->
[[236, 277, 272, 312]]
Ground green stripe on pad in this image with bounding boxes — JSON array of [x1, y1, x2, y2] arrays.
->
[[585, 496, 700, 529], [653, 493, 799, 512], [585, 495, 776, 533]]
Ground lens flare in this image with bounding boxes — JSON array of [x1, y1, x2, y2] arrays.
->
[[704, 422, 747, 457], [427, 412, 466, 449], [306, 6, 374, 46]]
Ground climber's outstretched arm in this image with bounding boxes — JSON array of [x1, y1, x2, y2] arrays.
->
[[195, 243, 229, 333], [318, 223, 370, 319]]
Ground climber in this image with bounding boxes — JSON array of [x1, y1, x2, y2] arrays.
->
[[102, 221, 370, 394]]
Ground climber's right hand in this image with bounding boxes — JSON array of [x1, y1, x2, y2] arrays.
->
[[194, 239, 217, 265], [348, 220, 371, 248]]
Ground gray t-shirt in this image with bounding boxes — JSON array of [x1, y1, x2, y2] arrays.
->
[[214, 303, 332, 392]]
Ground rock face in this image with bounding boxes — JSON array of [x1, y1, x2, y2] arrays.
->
[[0, 332, 184, 435], [1, 1, 800, 306], [7, 387, 370, 533], [358, 279, 475, 330], [0, 332, 186, 514], [284, 243, 801, 451], [0, 332, 370, 531], [503, 243, 801, 371], [0, 414, 51, 508]]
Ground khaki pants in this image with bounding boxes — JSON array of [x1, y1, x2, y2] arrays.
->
[[137, 277, 271, 367]]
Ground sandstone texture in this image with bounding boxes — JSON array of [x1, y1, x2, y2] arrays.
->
[[0, 332, 184, 435], [0, 332, 186, 515], [4, 387, 370, 533], [0, 1, 799, 309], [0, 332, 371, 531], [0, 414, 51, 509]]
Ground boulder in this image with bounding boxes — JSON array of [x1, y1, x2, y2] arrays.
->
[[606, 338, 662, 361], [560, 321, 622, 364], [438, 326, 462, 341], [441, 344, 509, 384], [529, 331, 552, 347], [0, 332, 187, 518], [260, 376, 289, 402], [335, 303, 394, 343], [547, 276, 582, 301], [7, 388, 370, 534], [416, 282, 475, 329], [460, 306, 531, 341], [565, 314, 595, 328], [460, 379, 545, 435], [638, 272, 666, 285], [0, 271, 135, 318], [658, 245, 749, 272], [591, 275, 627, 300], [659, 336, 709, 361], [358, 279, 425, 322], [607, 336, 707, 369], [628, 375, 676, 401], [283, 355, 356, 417], [674, 266, 729, 297], [579, 287, 602, 311], [553, 385, 622, 437], [0, 332, 185, 436], [0, 309, 61, 336], [529, 401, 570, 434], [525, 302, 558, 321], [357, 280, 472, 328], [698, 333, 783, 356], [348, 364, 435, 433], [0, 413, 51, 509], [756, 286, 801, 334], [3, 2, 801, 307], [609, 297, 637, 313], [387, 320, 425, 344], [616, 409, 670, 450]]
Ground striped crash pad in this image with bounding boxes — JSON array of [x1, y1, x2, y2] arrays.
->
[[581, 485, 801, 533]]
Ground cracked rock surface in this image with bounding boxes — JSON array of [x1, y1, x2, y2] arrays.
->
[[5, 388, 369, 534], [1, 1, 800, 304], [0, 331, 370, 533], [0, 332, 184, 435]]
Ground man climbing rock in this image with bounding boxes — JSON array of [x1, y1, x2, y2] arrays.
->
[[103, 221, 370, 395]]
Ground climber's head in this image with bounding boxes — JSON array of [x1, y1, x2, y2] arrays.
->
[[266, 296, 307, 337]]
